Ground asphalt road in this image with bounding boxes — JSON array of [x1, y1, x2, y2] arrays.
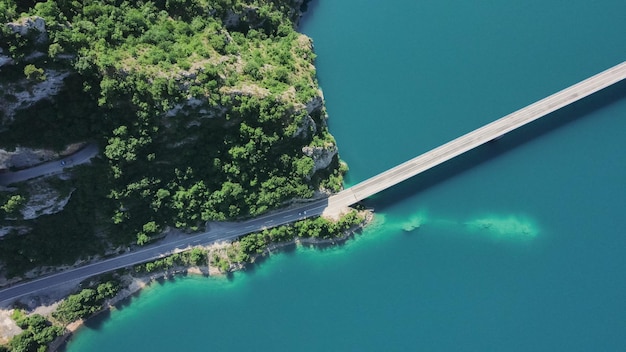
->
[[0, 143, 99, 186], [2, 61, 625, 305], [0, 198, 329, 305]]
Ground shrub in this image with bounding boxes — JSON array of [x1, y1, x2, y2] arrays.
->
[[23, 64, 46, 81]]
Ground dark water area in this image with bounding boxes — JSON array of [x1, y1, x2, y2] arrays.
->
[[67, 1, 626, 351]]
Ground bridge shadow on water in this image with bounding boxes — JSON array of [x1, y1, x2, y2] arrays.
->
[[360, 80, 626, 212]]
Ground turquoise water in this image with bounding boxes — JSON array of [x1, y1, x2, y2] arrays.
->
[[67, 1, 626, 351]]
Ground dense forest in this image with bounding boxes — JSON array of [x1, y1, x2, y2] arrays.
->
[[0, 0, 346, 276]]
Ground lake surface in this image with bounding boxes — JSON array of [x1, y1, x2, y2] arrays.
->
[[66, 0, 626, 350]]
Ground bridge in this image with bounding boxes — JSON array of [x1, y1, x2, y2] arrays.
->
[[1, 61, 625, 304], [322, 61, 626, 216]]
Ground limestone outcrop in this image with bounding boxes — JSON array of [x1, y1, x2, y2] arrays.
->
[[7, 16, 48, 44], [302, 144, 338, 175], [0, 70, 69, 125]]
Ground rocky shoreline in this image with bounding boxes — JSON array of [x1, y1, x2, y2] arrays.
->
[[0, 209, 373, 351], [0, 1, 357, 349]]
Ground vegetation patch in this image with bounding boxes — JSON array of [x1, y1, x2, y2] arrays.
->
[[5, 310, 63, 352], [51, 280, 119, 325], [210, 210, 367, 271], [134, 248, 208, 273], [0, 0, 346, 277]]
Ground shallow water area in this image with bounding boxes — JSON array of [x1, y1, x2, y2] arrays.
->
[[66, 0, 626, 350]]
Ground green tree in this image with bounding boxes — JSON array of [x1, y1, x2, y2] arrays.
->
[[136, 232, 150, 245], [8, 312, 64, 351], [23, 64, 46, 81], [53, 288, 100, 324], [142, 221, 159, 235], [9, 330, 37, 352], [0, 0, 17, 23], [1, 194, 25, 216], [33, 325, 64, 346], [151, 188, 170, 210], [48, 42, 63, 57], [33, 0, 66, 27], [187, 248, 206, 265], [20, 314, 47, 331], [293, 156, 314, 178], [96, 281, 120, 300], [0, 0, 346, 278]]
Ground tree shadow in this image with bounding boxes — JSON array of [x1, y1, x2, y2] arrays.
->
[[238, 229, 362, 275], [239, 241, 301, 276], [81, 273, 187, 331], [360, 80, 626, 211], [81, 308, 112, 331], [298, 0, 320, 28]]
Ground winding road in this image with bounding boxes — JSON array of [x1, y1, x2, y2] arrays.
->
[[0, 143, 99, 186], [1, 61, 625, 305], [0, 199, 329, 304]]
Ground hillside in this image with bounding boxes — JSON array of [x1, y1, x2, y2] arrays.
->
[[0, 0, 346, 278]]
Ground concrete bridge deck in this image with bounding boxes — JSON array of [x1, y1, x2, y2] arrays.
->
[[323, 61, 626, 216], [2, 62, 625, 304]]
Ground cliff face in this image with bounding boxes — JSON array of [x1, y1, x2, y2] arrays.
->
[[0, 0, 345, 276], [7, 16, 47, 43], [0, 16, 72, 170], [14, 178, 73, 221], [0, 70, 69, 125], [0, 148, 58, 170], [0, 16, 75, 227], [0, 48, 13, 67]]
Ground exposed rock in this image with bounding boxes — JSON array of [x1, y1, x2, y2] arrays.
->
[[0, 309, 23, 344], [0, 147, 59, 170], [292, 114, 316, 138], [0, 69, 70, 122], [223, 7, 266, 31], [302, 144, 338, 174], [221, 83, 270, 99], [165, 97, 226, 119], [21, 191, 72, 220], [0, 48, 13, 68], [23, 50, 46, 62], [7, 16, 48, 44], [0, 143, 86, 171], [54, 53, 76, 61], [223, 11, 241, 28], [166, 136, 199, 149], [0, 226, 31, 238], [17, 178, 74, 220], [292, 92, 325, 138], [0, 56, 13, 67], [306, 93, 324, 114]]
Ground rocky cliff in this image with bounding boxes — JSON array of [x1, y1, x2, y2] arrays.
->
[[0, 0, 345, 277]]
